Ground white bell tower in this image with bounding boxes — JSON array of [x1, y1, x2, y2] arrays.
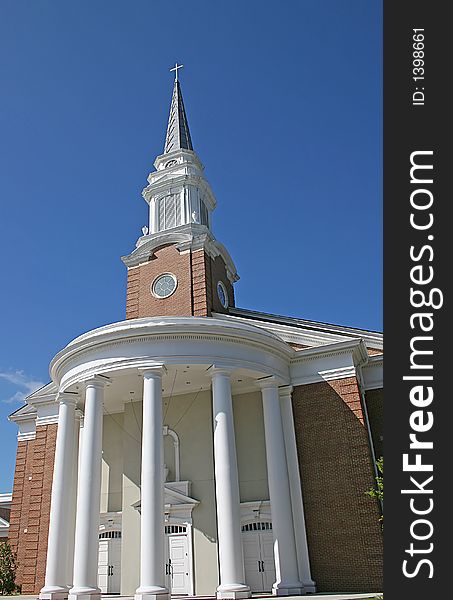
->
[[122, 65, 238, 320], [142, 66, 216, 235]]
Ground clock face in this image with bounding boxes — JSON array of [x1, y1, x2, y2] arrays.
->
[[217, 281, 228, 308], [152, 273, 177, 298]]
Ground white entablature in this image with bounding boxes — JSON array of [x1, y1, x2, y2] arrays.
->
[[49, 316, 293, 394]]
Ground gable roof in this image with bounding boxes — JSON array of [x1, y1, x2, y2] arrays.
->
[[214, 307, 383, 351]]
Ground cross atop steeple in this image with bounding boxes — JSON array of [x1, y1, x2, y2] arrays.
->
[[169, 62, 184, 82], [163, 70, 193, 154]]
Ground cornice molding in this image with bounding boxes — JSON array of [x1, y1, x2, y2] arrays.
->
[[143, 174, 216, 211], [36, 415, 59, 427], [290, 338, 369, 367], [292, 365, 357, 387], [153, 148, 204, 174], [49, 316, 293, 389], [362, 355, 384, 390], [18, 431, 36, 442], [121, 224, 239, 283]]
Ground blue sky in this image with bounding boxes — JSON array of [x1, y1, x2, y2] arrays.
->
[[0, 0, 382, 491]]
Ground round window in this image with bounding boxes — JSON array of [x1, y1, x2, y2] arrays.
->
[[152, 273, 177, 299], [217, 281, 228, 308]]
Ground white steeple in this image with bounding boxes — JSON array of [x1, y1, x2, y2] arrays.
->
[[141, 71, 216, 236], [122, 68, 238, 290]]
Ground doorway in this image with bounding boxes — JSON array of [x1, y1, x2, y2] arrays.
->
[[98, 530, 122, 594], [242, 522, 275, 593], [164, 524, 191, 595]]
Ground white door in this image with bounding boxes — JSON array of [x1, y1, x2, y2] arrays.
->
[[164, 525, 191, 595], [242, 523, 276, 593], [259, 531, 276, 592], [242, 534, 264, 593], [98, 532, 122, 593]]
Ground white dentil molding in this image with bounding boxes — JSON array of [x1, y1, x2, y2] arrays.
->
[[49, 316, 293, 390]]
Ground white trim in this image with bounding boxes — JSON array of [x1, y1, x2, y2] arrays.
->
[[292, 365, 357, 386], [18, 431, 36, 441], [36, 415, 60, 427], [289, 340, 367, 387], [362, 355, 384, 390], [0, 516, 9, 538], [49, 317, 293, 391], [0, 493, 12, 505]]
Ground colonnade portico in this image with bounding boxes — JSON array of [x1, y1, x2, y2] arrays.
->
[[39, 317, 315, 599]]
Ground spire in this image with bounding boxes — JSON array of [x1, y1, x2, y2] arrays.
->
[[164, 75, 193, 154]]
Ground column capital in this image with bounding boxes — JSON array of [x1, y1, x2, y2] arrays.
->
[[139, 364, 167, 378], [56, 392, 78, 406], [278, 385, 294, 397], [257, 375, 279, 390], [83, 375, 110, 389], [208, 365, 235, 379]]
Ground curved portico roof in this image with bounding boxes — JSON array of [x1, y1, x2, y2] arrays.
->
[[50, 316, 294, 392]]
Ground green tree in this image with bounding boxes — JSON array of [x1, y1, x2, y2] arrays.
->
[[367, 456, 383, 528], [0, 539, 18, 595]]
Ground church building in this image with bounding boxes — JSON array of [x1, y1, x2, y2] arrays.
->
[[8, 69, 383, 599]]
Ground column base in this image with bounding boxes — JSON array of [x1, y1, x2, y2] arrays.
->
[[68, 586, 101, 600], [40, 586, 69, 600], [272, 583, 305, 596], [135, 586, 170, 600], [301, 580, 317, 594], [217, 584, 251, 599]]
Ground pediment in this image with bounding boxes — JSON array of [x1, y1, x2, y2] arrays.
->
[[26, 381, 58, 401], [8, 402, 37, 422], [131, 482, 199, 512]]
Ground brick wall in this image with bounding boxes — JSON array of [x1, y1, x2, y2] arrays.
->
[[9, 424, 57, 594], [125, 244, 234, 319], [292, 377, 383, 592], [365, 388, 384, 459]]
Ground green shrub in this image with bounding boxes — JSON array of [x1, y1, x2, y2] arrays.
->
[[0, 539, 18, 595], [367, 456, 384, 529]]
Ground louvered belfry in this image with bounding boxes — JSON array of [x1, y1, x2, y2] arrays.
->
[[164, 80, 193, 153]]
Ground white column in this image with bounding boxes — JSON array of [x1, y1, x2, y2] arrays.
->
[[66, 410, 81, 588], [260, 379, 304, 596], [69, 377, 106, 600], [135, 367, 169, 600], [150, 198, 159, 233], [40, 393, 78, 600], [279, 387, 316, 593], [211, 368, 250, 600]]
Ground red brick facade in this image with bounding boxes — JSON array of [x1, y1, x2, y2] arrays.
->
[[365, 387, 384, 459], [9, 424, 57, 594], [292, 377, 383, 592], [125, 244, 234, 319]]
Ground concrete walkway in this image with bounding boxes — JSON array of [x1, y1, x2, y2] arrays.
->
[[2, 594, 381, 600]]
